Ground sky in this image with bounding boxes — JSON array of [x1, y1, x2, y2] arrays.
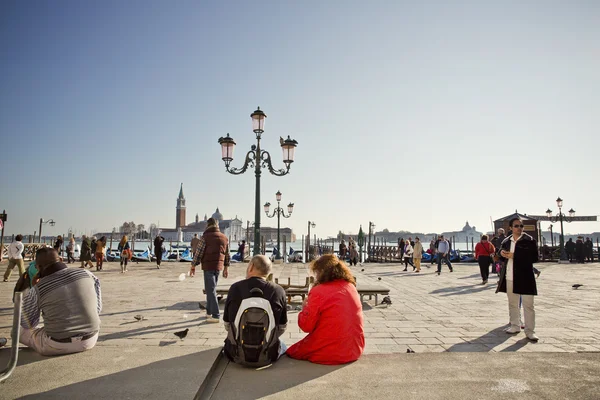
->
[[1, 0, 599, 239]]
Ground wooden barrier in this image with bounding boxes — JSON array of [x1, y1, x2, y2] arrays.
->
[[2, 243, 48, 261], [367, 245, 400, 263]]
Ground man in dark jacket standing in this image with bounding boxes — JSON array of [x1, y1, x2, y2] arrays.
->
[[575, 237, 585, 263], [584, 238, 593, 262], [192, 218, 230, 322], [496, 218, 539, 341], [154, 234, 165, 269], [565, 238, 576, 262]]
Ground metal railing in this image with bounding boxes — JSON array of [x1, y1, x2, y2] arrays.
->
[[0, 291, 22, 383]]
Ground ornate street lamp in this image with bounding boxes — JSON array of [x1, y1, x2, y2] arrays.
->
[[218, 107, 298, 256], [357, 225, 365, 263], [307, 221, 316, 262], [545, 197, 576, 262], [38, 218, 56, 243], [367, 221, 376, 260], [264, 191, 294, 259]]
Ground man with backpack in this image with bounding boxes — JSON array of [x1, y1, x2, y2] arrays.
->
[[223, 255, 288, 368]]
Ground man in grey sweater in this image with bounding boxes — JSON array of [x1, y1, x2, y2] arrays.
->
[[16, 247, 102, 356], [436, 235, 454, 275]]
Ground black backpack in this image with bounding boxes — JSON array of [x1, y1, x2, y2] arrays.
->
[[227, 288, 278, 368]]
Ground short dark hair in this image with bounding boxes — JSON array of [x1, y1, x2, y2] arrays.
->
[[15, 234, 23, 241], [481, 235, 488, 241], [509, 217, 522, 227]]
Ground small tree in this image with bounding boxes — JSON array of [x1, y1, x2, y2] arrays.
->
[[137, 224, 145, 239]]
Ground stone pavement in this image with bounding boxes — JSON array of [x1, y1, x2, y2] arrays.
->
[[1, 260, 599, 398]]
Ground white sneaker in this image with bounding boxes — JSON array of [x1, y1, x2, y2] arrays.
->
[[206, 316, 220, 323], [505, 326, 521, 334], [526, 333, 539, 341]]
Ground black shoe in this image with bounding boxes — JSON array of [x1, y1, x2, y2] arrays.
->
[[436, 271, 440, 275], [403, 268, 407, 272], [413, 267, 416, 271], [449, 268, 453, 272]]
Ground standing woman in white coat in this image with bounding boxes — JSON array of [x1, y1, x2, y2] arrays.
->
[[402, 239, 414, 272]]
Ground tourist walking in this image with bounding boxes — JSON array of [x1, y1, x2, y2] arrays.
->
[[584, 238, 593, 262], [475, 235, 495, 284], [66, 237, 76, 264], [429, 239, 436, 265], [575, 237, 585, 263], [402, 239, 414, 271], [413, 237, 423, 272], [117, 235, 131, 273], [398, 237, 405, 261], [90, 237, 97, 261], [491, 229, 507, 274], [436, 235, 453, 275], [565, 238, 575, 262], [80, 235, 94, 269], [348, 238, 358, 266], [3, 234, 25, 282], [237, 240, 246, 261], [496, 217, 539, 341], [191, 218, 230, 322], [154, 234, 165, 269], [339, 240, 348, 260], [53, 235, 63, 256], [95, 236, 106, 271]]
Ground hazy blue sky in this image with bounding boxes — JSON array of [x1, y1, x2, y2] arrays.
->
[[1, 1, 599, 239]]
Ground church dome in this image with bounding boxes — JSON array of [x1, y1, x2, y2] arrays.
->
[[212, 208, 223, 221]]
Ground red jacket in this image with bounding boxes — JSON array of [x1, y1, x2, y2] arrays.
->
[[475, 241, 495, 260], [286, 279, 365, 365]]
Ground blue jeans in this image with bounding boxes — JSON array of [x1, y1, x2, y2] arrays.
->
[[437, 253, 452, 272], [203, 270, 220, 318]]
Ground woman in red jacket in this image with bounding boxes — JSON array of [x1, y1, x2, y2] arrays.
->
[[475, 235, 496, 285], [286, 254, 365, 365]]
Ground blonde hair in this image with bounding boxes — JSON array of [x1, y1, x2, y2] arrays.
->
[[120, 235, 128, 246]]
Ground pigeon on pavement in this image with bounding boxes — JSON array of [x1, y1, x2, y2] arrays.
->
[[572, 284, 583, 289], [361, 269, 364, 272], [406, 348, 415, 353], [174, 328, 189, 340], [198, 302, 206, 310], [134, 315, 145, 321], [381, 296, 392, 305], [378, 277, 382, 281], [0, 337, 7, 348]]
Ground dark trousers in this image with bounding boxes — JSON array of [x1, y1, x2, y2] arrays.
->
[[437, 253, 452, 272], [478, 256, 491, 281], [155, 250, 163, 265], [204, 270, 220, 318], [567, 251, 573, 262], [404, 257, 414, 269], [67, 252, 75, 263]]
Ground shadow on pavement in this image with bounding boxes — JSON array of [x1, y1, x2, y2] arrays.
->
[[15, 348, 220, 399], [430, 283, 495, 297], [445, 326, 528, 352], [0, 347, 52, 367], [210, 356, 347, 399], [99, 319, 202, 341]]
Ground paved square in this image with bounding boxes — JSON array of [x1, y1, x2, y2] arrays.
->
[[1, 260, 600, 355]]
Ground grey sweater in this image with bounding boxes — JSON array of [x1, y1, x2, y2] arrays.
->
[[21, 267, 102, 339]]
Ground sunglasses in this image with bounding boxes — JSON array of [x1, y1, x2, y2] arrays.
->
[[512, 224, 524, 228]]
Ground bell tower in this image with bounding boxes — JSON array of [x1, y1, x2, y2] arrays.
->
[[176, 183, 186, 229]]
